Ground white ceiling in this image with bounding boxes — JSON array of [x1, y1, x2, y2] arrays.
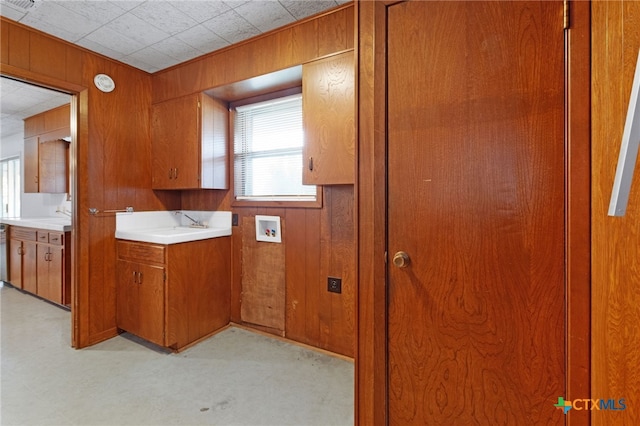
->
[[0, 0, 348, 139]]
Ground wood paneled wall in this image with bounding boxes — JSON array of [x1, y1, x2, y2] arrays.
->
[[1, 17, 180, 348], [592, 1, 640, 424], [182, 186, 355, 357], [159, 4, 356, 358], [2, 3, 355, 356], [152, 5, 354, 103]]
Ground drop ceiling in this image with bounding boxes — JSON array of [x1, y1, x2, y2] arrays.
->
[[0, 0, 349, 139]]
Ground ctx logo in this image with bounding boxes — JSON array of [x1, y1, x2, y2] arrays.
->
[[554, 397, 627, 414]]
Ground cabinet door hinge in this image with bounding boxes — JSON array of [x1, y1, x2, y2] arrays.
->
[[563, 0, 570, 30]]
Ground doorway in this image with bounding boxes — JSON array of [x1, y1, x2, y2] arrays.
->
[[0, 75, 77, 343]]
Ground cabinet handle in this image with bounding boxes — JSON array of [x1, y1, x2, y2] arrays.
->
[[308, 157, 314, 171], [132, 271, 137, 283], [168, 169, 173, 179], [174, 168, 178, 179], [138, 271, 143, 284], [17, 247, 23, 255], [34, 176, 38, 183]]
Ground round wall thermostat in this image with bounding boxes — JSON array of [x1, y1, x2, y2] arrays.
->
[[94, 74, 115, 92]]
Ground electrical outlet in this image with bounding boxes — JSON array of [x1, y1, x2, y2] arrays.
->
[[232, 213, 238, 226], [328, 277, 342, 294]]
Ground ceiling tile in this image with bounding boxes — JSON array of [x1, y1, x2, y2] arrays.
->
[[151, 36, 203, 63], [279, 0, 339, 20], [0, 2, 27, 21], [104, 10, 171, 46], [19, 1, 104, 41], [168, 1, 231, 24], [201, 9, 260, 44], [82, 25, 145, 57], [174, 24, 229, 54], [233, 1, 295, 33], [124, 45, 177, 70], [54, 0, 129, 23], [130, 1, 198, 36]]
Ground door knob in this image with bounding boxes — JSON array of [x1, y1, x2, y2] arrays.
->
[[393, 251, 410, 268]]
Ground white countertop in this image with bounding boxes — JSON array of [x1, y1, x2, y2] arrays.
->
[[115, 210, 232, 245], [1, 217, 72, 232]]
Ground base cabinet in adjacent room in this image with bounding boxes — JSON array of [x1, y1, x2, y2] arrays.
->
[[7, 226, 70, 306], [116, 237, 230, 350]]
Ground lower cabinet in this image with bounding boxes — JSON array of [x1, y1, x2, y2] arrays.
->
[[8, 226, 70, 306], [116, 237, 230, 350], [9, 228, 37, 293]]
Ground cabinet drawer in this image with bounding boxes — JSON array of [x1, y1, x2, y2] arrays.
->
[[48, 232, 64, 246], [10, 227, 37, 241], [117, 240, 165, 264], [37, 231, 49, 243]]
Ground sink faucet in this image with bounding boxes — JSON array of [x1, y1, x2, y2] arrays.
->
[[177, 211, 205, 227], [56, 207, 72, 217]]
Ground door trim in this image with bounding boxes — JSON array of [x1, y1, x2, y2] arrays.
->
[[355, 1, 591, 424]]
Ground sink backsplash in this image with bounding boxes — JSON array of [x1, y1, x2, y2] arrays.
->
[[116, 211, 231, 231]]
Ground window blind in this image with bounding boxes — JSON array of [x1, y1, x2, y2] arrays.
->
[[234, 93, 316, 201]]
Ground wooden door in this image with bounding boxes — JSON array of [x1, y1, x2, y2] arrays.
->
[[387, 1, 566, 424]]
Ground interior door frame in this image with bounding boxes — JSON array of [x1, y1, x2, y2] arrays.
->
[[355, 1, 591, 424], [1, 66, 85, 349]]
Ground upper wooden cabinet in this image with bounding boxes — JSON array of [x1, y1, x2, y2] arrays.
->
[[23, 104, 70, 194], [302, 51, 355, 185], [151, 92, 228, 190]]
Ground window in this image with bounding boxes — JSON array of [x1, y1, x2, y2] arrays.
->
[[0, 157, 21, 218], [233, 91, 318, 205]]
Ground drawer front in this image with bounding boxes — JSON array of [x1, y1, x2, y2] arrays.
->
[[37, 231, 49, 243], [48, 232, 64, 246], [117, 240, 165, 264], [10, 227, 37, 241]]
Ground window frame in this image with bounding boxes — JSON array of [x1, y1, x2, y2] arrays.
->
[[230, 87, 322, 209], [0, 156, 21, 218]]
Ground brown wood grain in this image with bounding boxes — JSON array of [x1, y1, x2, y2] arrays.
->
[[387, 2, 566, 423], [302, 52, 355, 185], [151, 4, 354, 103], [592, 1, 640, 425], [566, 2, 592, 426], [241, 216, 286, 331]]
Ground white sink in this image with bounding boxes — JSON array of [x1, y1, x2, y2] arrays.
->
[[115, 225, 231, 245]]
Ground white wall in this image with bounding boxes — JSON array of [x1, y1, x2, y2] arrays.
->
[[1, 131, 71, 218]]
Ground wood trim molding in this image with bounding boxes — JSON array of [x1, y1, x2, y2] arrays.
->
[[566, 2, 592, 425], [356, 1, 389, 424]]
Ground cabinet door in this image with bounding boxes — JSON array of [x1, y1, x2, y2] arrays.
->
[[22, 240, 37, 294], [38, 133, 69, 194], [302, 51, 355, 185], [151, 94, 201, 189], [24, 136, 39, 193], [36, 244, 63, 304], [116, 259, 165, 346], [8, 239, 23, 289]]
